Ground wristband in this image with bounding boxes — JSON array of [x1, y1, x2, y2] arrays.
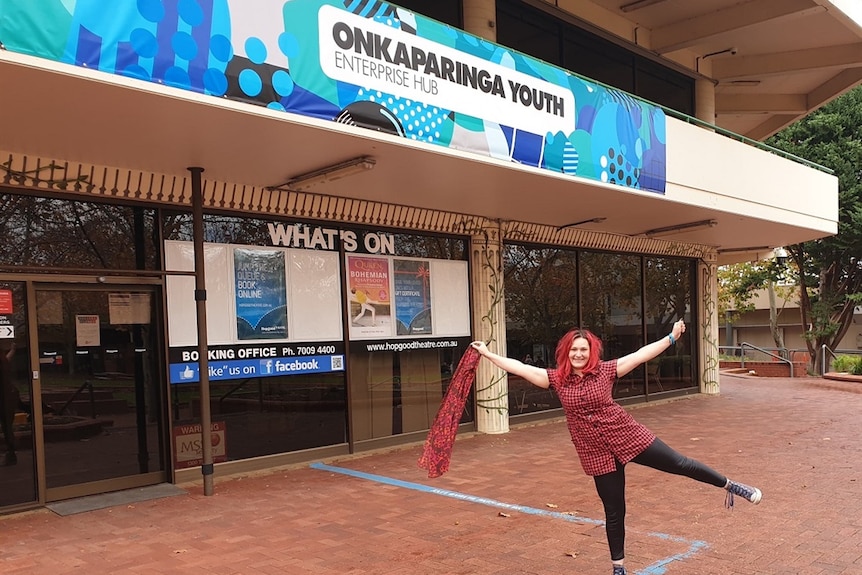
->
[[667, 333, 676, 345]]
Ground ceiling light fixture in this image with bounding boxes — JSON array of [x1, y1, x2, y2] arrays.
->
[[269, 156, 376, 191], [619, 0, 669, 13], [557, 217, 607, 230], [642, 219, 717, 237], [728, 80, 761, 86], [716, 246, 770, 254]]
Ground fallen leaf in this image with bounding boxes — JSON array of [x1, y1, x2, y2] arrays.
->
[[690, 437, 701, 441], [174, 549, 187, 554], [565, 551, 579, 558], [546, 503, 558, 509], [498, 512, 510, 518]]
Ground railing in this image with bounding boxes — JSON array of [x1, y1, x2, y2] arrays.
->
[[820, 345, 862, 376], [821, 344, 838, 376], [562, 64, 835, 175], [720, 343, 794, 378]]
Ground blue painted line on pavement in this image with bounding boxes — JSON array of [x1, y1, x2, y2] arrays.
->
[[310, 462, 708, 574]]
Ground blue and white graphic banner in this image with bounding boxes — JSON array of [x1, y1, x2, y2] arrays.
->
[[0, 0, 666, 192]]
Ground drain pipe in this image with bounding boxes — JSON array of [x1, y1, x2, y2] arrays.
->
[[189, 166, 214, 496]]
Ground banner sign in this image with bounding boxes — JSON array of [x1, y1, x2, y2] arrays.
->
[[169, 340, 345, 384], [350, 336, 470, 354], [0, 0, 667, 193]]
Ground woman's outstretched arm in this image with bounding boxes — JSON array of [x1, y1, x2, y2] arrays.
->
[[470, 341, 551, 389], [616, 319, 686, 378]]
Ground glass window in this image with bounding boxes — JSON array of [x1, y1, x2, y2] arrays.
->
[[496, 0, 693, 115], [503, 244, 581, 414], [496, 1, 562, 66], [393, 0, 462, 28], [348, 230, 472, 442], [579, 251, 643, 398], [636, 60, 694, 116], [170, 373, 347, 459], [348, 345, 472, 442], [0, 193, 159, 271], [644, 257, 696, 393], [164, 211, 472, 447], [504, 245, 697, 406], [563, 35, 634, 94]]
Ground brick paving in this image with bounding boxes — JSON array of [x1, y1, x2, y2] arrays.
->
[[2, 374, 862, 575]]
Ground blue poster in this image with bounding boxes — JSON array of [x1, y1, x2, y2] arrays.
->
[[394, 259, 432, 335], [234, 248, 288, 340]]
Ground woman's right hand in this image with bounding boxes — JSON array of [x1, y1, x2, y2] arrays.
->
[[470, 341, 489, 356]]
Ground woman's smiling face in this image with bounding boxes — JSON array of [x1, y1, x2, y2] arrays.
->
[[569, 337, 591, 374]]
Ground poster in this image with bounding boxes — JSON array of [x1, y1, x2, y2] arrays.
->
[[234, 248, 288, 340], [347, 255, 391, 338], [394, 259, 432, 335], [108, 293, 151, 324], [75, 315, 101, 347]]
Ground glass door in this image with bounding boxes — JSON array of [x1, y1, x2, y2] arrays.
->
[[35, 285, 166, 500], [0, 281, 37, 508]]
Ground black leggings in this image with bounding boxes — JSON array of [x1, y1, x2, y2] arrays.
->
[[592, 437, 727, 561]]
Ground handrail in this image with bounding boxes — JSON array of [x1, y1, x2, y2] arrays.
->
[[821, 344, 838, 376], [659, 107, 833, 174], [739, 342, 794, 378]]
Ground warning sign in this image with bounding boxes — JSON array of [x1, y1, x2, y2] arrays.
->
[[172, 421, 227, 469]]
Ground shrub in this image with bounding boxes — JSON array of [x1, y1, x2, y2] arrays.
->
[[832, 355, 862, 374], [832, 355, 853, 372]]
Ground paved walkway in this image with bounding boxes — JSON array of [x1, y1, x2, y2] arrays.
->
[[2, 374, 862, 575]]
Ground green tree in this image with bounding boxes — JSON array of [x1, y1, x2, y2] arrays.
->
[[767, 86, 862, 372], [718, 259, 795, 350]]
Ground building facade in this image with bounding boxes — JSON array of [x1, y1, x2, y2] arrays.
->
[[0, 0, 850, 513]]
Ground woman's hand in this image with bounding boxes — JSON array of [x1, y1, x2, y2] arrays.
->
[[470, 341, 489, 356], [671, 319, 686, 341]]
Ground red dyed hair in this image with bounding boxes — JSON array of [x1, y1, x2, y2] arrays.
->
[[554, 328, 604, 380]]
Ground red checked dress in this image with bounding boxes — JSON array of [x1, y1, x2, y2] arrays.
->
[[547, 359, 656, 476]]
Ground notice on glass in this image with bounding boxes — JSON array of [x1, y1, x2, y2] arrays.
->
[[234, 248, 288, 340], [76, 314, 101, 347], [109, 293, 151, 324]]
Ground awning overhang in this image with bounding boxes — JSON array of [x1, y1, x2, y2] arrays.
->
[[0, 51, 835, 263]]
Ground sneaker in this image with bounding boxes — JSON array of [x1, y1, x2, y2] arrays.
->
[[612, 566, 627, 575], [725, 480, 762, 508]]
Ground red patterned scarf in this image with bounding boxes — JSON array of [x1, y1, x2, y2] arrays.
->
[[418, 346, 481, 478]]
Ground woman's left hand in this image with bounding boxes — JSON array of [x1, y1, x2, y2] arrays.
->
[[671, 319, 686, 340]]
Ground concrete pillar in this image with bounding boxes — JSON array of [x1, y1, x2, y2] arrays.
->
[[695, 78, 716, 126], [470, 221, 509, 433], [463, 0, 497, 42], [699, 256, 720, 395]]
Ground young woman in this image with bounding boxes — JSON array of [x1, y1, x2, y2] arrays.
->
[[471, 320, 761, 575]]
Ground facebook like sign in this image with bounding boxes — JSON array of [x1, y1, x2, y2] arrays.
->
[[170, 354, 345, 384]]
